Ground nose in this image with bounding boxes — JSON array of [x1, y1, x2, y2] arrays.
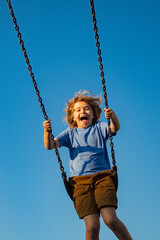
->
[[81, 108, 85, 113]]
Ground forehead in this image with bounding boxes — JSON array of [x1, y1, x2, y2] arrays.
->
[[74, 101, 91, 109]]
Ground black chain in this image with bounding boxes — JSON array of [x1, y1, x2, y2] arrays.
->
[[89, 0, 117, 173], [6, 0, 67, 180], [6, 0, 117, 194]]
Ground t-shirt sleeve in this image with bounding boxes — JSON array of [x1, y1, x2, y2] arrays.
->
[[56, 128, 70, 148], [98, 121, 116, 140]]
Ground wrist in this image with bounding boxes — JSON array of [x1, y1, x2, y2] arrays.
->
[[111, 111, 116, 120], [44, 128, 52, 134]]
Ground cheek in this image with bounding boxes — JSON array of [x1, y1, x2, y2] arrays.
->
[[90, 111, 94, 118], [72, 112, 77, 121]]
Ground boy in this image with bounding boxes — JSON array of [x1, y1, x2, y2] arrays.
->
[[43, 91, 132, 240]]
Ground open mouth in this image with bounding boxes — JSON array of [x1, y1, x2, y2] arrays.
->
[[80, 116, 88, 122]]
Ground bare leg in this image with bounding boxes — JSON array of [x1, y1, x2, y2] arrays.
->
[[83, 214, 100, 240], [100, 207, 133, 240]]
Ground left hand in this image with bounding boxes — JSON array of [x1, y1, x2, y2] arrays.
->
[[104, 108, 114, 119]]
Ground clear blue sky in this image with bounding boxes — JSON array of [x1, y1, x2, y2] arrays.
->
[[0, 0, 160, 239]]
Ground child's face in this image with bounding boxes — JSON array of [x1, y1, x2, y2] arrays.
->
[[73, 101, 94, 128]]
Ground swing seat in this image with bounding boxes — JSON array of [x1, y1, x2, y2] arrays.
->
[[112, 168, 118, 192], [63, 177, 73, 200]]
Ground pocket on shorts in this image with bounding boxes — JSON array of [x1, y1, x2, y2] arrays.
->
[[96, 175, 116, 191], [73, 186, 90, 199]]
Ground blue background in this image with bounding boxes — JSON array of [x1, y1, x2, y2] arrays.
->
[[0, 0, 160, 239]]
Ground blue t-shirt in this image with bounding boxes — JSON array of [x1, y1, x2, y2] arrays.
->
[[57, 121, 114, 177]]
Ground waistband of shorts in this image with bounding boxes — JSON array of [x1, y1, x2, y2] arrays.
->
[[69, 169, 113, 185]]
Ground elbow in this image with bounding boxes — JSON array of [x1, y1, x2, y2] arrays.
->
[[117, 123, 121, 132], [44, 144, 52, 150], [112, 123, 120, 134], [115, 125, 120, 133]]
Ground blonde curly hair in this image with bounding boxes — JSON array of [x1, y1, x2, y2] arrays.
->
[[64, 90, 102, 128]]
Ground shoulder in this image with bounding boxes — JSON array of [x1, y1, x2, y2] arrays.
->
[[59, 127, 78, 137], [94, 121, 108, 139], [95, 121, 108, 130], [56, 127, 74, 148], [56, 127, 71, 139]]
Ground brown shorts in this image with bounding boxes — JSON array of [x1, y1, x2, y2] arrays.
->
[[69, 170, 118, 219]]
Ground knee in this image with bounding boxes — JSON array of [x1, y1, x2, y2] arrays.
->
[[104, 215, 118, 231], [85, 222, 100, 236]]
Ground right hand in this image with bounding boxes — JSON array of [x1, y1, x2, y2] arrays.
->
[[43, 119, 52, 132]]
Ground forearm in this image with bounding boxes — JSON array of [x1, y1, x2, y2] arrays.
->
[[110, 112, 120, 132], [44, 130, 53, 150]]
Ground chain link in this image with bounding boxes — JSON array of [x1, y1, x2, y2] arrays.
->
[[89, 0, 118, 177], [6, 0, 67, 180]]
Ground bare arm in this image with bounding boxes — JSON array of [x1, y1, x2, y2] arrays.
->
[[104, 108, 120, 133], [43, 119, 60, 150]]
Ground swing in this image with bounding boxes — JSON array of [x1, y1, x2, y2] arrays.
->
[[6, 0, 118, 200]]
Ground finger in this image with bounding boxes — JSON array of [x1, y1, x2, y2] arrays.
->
[[46, 119, 51, 123], [105, 111, 112, 118], [104, 108, 112, 112], [106, 108, 112, 112], [43, 120, 52, 128]]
